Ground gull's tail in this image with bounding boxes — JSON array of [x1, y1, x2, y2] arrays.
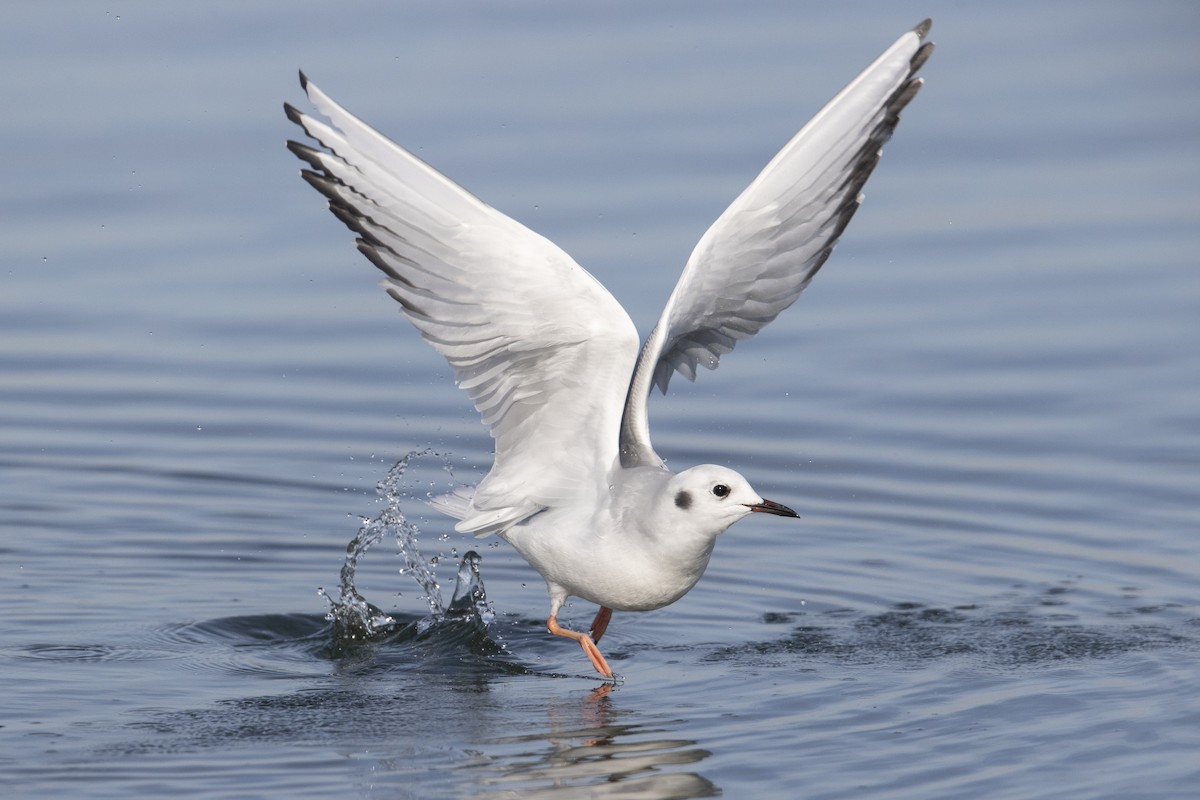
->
[[428, 485, 475, 522]]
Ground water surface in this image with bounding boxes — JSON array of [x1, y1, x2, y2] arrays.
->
[[3, 2, 1199, 798]]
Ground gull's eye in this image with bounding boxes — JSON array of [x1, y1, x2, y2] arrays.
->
[[712, 483, 730, 498]]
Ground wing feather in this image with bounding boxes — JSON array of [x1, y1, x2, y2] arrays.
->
[[286, 76, 640, 534], [619, 20, 934, 467]]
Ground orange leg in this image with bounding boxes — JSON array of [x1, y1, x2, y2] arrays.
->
[[547, 614, 613, 679], [590, 606, 613, 643]]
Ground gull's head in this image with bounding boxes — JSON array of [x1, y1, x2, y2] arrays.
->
[[666, 464, 798, 538]]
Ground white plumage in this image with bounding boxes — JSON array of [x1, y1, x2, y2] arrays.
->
[[286, 20, 933, 678]]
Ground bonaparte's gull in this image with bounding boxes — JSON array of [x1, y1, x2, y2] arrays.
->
[[285, 20, 933, 679]]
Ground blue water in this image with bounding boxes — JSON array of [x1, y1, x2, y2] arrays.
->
[[3, 2, 1199, 798]]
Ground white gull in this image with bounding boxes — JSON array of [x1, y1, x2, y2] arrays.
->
[[285, 20, 933, 678]]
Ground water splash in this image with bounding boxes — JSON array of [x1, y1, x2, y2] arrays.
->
[[445, 550, 494, 626], [319, 449, 494, 642]]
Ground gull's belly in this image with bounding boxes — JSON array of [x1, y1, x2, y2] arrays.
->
[[503, 515, 715, 612], [561, 550, 704, 612]]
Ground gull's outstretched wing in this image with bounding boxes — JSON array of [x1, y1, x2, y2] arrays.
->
[[285, 75, 640, 534], [620, 20, 934, 467]]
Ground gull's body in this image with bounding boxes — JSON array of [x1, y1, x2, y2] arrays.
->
[[285, 20, 933, 678], [504, 464, 741, 613]]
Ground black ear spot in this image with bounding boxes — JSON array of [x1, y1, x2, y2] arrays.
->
[[674, 490, 692, 510]]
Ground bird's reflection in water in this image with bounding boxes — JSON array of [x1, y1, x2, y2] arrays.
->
[[463, 685, 719, 798]]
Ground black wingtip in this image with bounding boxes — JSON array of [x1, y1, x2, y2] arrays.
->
[[910, 41, 935, 75], [283, 102, 304, 125], [298, 69, 309, 90], [913, 18, 932, 38], [286, 140, 324, 168], [890, 77, 924, 115]]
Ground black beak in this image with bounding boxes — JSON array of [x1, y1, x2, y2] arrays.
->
[[746, 498, 799, 518]]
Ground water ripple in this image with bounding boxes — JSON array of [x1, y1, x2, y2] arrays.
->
[[706, 601, 1195, 671]]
